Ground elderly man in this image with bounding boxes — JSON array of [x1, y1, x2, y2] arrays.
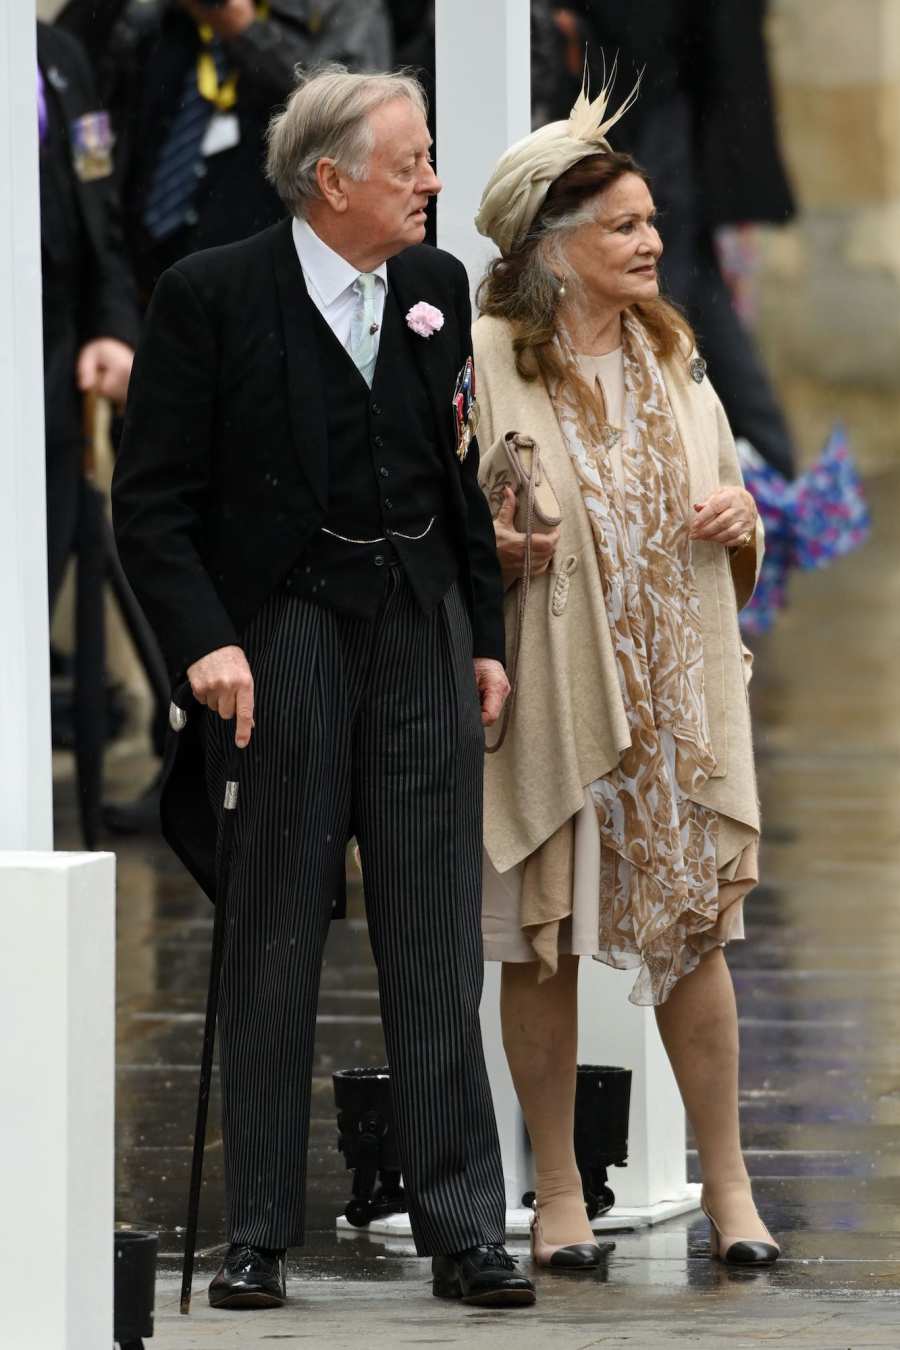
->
[[113, 68, 534, 1311]]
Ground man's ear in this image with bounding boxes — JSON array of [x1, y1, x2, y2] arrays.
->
[[315, 158, 350, 214]]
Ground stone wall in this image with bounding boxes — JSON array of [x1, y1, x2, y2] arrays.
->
[[759, 0, 900, 468]]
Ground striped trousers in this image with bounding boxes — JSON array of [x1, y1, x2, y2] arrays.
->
[[205, 571, 507, 1255]]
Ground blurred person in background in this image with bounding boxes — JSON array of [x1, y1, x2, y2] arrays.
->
[[547, 0, 797, 480], [473, 78, 779, 1272], [37, 19, 140, 613], [56, 0, 394, 300]]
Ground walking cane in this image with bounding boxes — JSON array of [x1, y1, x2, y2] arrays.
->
[[73, 390, 107, 849], [178, 700, 244, 1316]]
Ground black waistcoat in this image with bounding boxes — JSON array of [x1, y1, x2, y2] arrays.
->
[[284, 286, 458, 618]]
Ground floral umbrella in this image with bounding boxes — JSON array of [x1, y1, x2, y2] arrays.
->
[[738, 425, 871, 635]]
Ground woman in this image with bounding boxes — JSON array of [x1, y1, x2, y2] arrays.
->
[[473, 81, 777, 1270]]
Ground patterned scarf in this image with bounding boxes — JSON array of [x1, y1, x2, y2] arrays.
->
[[552, 315, 721, 1004]]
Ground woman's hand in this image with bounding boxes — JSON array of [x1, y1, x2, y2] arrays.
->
[[493, 486, 560, 588], [690, 486, 757, 548]]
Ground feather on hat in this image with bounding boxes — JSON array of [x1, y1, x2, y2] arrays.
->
[[475, 62, 641, 256]]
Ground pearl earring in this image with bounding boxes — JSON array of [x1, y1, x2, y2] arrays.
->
[[558, 279, 567, 299]]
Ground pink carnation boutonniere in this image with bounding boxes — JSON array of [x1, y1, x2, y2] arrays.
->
[[406, 301, 444, 338]]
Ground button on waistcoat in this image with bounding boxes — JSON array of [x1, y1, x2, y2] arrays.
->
[[284, 287, 458, 617]]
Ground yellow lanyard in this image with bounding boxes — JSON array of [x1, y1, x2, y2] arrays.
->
[[196, 2, 270, 112]]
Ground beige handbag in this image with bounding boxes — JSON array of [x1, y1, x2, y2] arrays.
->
[[487, 433, 561, 754], [501, 431, 562, 530]]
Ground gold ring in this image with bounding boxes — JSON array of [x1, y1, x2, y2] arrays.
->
[[738, 530, 753, 549]]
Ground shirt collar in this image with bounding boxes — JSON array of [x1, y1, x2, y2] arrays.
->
[[292, 216, 388, 306]]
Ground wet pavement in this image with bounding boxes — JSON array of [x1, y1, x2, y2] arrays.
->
[[54, 469, 900, 1344]]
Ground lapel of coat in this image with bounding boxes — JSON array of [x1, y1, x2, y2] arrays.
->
[[271, 218, 329, 513], [387, 249, 453, 460]]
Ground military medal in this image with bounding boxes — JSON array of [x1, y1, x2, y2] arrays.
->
[[452, 357, 479, 462], [71, 110, 114, 181]]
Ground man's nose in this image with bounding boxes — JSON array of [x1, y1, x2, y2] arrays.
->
[[421, 164, 442, 196]]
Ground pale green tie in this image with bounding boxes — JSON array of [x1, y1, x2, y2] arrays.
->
[[348, 272, 379, 387]]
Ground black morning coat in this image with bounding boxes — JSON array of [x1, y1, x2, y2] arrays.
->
[[112, 218, 505, 902]]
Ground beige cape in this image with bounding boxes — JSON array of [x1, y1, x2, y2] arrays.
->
[[474, 315, 763, 927]]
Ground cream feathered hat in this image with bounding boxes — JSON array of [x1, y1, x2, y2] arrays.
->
[[475, 65, 642, 257]]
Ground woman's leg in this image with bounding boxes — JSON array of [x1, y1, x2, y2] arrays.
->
[[500, 954, 595, 1245], [655, 946, 772, 1241]]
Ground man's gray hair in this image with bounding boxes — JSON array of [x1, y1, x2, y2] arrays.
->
[[266, 65, 428, 218]]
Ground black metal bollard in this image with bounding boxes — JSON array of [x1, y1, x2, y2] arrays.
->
[[573, 1065, 632, 1218], [333, 1067, 407, 1227], [114, 1229, 158, 1349]]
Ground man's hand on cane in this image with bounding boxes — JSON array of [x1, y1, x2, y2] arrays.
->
[[187, 645, 255, 747]]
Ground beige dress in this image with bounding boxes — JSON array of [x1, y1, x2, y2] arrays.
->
[[481, 338, 757, 1003]]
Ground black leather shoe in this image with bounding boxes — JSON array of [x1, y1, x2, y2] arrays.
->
[[432, 1244, 536, 1307], [208, 1245, 286, 1309]]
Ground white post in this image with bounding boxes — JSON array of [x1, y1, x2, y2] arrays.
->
[[0, 1, 52, 851], [0, 854, 116, 1348], [434, 0, 531, 302], [0, 9, 118, 1347]]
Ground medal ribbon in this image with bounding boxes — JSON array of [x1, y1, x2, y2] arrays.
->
[[196, 1, 270, 112]]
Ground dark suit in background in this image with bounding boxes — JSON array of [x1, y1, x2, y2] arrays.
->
[[112, 220, 507, 1252], [37, 22, 140, 606], [56, 0, 394, 298], [567, 0, 798, 476]]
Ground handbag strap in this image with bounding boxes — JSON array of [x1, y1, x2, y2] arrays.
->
[[486, 436, 540, 755]]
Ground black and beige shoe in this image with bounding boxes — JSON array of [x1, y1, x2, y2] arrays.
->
[[704, 1206, 780, 1267], [530, 1204, 602, 1269], [432, 1244, 536, 1307], [208, 1244, 287, 1309]]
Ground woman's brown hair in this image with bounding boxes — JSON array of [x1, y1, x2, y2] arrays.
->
[[476, 152, 695, 390]]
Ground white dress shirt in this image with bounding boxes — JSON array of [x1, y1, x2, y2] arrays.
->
[[291, 216, 388, 354]]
